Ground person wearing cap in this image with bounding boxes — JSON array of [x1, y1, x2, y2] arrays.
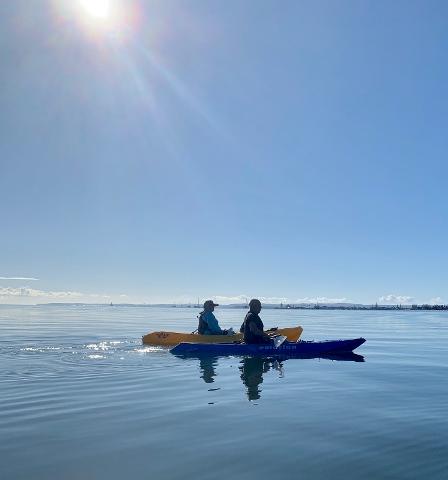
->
[[240, 299, 273, 344], [197, 300, 225, 335]]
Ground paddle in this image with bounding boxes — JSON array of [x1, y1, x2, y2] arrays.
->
[[273, 335, 287, 348]]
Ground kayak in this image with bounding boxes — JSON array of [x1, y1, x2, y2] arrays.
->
[[171, 338, 365, 357], [142, 326, 303, 346], [170, 337, 366, 357]]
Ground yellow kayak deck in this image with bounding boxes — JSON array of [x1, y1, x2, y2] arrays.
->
[[142, 326, 303, 346]]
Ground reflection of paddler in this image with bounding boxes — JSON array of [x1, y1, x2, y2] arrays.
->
[[199, 357, 218, 383], [239, 357, 271, 401]]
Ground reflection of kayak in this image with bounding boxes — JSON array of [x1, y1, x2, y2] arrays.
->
[[318, 352, 365, 362], [142, 326, 303, 346], [170, 338, 366, 357], [180, 351, 365, 363]]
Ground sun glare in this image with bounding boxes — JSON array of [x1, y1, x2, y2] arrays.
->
[[80, 0, 111, 20]]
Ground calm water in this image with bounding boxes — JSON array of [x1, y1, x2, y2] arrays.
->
[[1, 305, 447, 480]]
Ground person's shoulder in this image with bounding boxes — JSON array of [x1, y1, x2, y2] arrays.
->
[[245, 312, 257, 321]]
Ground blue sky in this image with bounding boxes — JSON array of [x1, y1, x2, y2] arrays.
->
[[1, 0, 447, 305]]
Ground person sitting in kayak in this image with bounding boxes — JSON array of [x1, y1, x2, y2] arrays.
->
[[241, 299, 273, 344], [197, 300, 225, 335]]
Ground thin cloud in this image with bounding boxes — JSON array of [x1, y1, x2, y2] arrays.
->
[[429, 297, 443, 305], [212, 295, 290, 304], [378, 294, 414, 304], [175, 294, 349, 305], [294, 297, 348, 304], [0, 276, 39, 281], [172, 294, 290, 305], [0, 287, 113, 300], [0, 287, 83, 298]]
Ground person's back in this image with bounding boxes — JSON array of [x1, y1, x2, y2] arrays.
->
[[242, 299, 272, 344]]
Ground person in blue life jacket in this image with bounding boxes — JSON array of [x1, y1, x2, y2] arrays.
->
[[240, 299, 273, 344], [198, 300, 226, 335]]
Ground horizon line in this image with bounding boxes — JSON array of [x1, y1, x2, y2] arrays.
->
[[1, 301, 447, 308]]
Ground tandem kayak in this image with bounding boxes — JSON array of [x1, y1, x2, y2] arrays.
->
[[142, 326, 303, 346], [170, 337, 366, 357]]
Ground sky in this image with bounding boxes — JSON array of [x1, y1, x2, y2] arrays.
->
[[1, 0, 447, 305]]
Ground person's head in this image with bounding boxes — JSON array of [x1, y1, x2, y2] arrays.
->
[[203, 300, 219, 312], [249, 298, 262, 314]]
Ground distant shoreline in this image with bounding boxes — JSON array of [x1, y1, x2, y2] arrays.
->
[[3, 302, 445, 311]]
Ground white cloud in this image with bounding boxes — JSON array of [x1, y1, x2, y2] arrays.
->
[[0, 276, 39, 281], [378, 294, 414, 304], [294, 296, 348, 304], [174, 294, 348, 305], [214, 294, 249, 303], [170, 294, 246, 305], [0, 287, 85, 298], [429, 297, 444, 305], [0, 287, 114, 303], [171, 294, 291, 305], [257, 296, 290, 304], [214, 294, 289, 304]]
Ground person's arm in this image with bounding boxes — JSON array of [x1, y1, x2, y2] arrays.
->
[[204, 312, 224, 334]]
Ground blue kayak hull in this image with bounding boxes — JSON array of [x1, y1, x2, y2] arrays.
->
[[170, 338, 366, 357]]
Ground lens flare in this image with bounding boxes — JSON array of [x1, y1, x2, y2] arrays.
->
[[79, 0, 111, 19]]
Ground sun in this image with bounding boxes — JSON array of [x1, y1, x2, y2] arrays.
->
[[79, 0, 111, 20]]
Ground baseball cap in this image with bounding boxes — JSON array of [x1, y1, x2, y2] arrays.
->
[[203, 300, 219, 308]]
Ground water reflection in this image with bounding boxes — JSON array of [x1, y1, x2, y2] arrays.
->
[[239, 357, 283, 400], [194, 352, 364, 401], [199, 356, 218, 384]]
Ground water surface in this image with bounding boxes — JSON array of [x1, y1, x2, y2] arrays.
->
[[1, 305, 447, 479]]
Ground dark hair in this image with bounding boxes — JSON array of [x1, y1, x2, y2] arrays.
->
[[249, 298, 261, 309]]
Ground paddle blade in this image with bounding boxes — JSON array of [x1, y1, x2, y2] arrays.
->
[[273, 335, 287, 348]]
